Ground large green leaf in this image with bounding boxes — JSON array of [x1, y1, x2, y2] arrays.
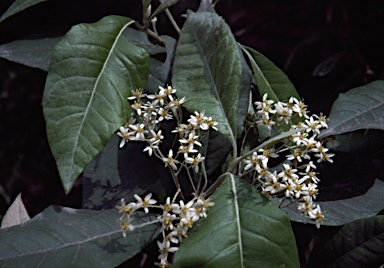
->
[[42, 15, 150, 193], [319, 80, 384, 138], [277, 179, 384, 226], [242, 46, 300, 102], [173, 175, 299, 268], [0, 0, 47, 23], [172, 12, 242, 152], [0, 38, 61, 71], [309, 216, 384, 267], [0, 206, 161, 267]]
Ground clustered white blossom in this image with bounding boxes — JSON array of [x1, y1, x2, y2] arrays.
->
[[116, 85, 218, 267], [242, 93, 334, 228], [117, 86, 218, 175], [117, 193, 214, 267]]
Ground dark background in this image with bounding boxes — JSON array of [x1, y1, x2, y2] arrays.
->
[[1, 0, 384, 266]]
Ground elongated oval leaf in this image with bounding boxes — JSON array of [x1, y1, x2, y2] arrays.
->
[[43, 15, 150, 193], [277, 179, 384, 226], [310, 216, 384, 267], [172, 12, 242, 151], [242, 46, 300, 102], [319, 80, 384, 138], [0, 0, 46, 23], [0, 206, 160, 267], [173, 175, 299, 267], [0, 38, 61, 71]]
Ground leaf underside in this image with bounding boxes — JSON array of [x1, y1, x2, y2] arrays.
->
[[319, 80, 384, 138], [0, 206, 160, 267], [278, 179, 384, 226]]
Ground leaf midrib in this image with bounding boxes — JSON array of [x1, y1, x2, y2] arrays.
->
[[230, 174, 244, 267], [186, 16, 236, 149], [67, 20, 135, 189]]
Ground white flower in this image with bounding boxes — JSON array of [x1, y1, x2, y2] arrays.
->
[[184, 153, 205, 173], [275, 101, 292, 124], [116, 198, 137, 214], [157, 240, 178, 264], [243, 152, 259, 171], [134, 193, 157, 214], [117, 126, 131, 148], [162, 149, 179, 170], [308, 204, 324, 228], [179, 132, 202, 147]]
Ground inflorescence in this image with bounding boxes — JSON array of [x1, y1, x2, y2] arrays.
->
[[116, 87, 334, 267]]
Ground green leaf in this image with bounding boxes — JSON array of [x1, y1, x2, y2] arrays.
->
[[0, 206, 161, 267], [319, 80, 384, 138], [82, 135, 166, 210], [309, 216, 384, 267], [277, 179, 384, 226], [173, 175, 299, 268], [42, 15, 150, 193], [172, 12, 242, 152], [242, 46, 300, 102], [0, 38, 61, 71], [0, 0, 47, 23]]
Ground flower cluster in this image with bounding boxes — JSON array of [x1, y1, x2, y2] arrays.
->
[[242, 94, 334, 228], [117, 86, 218, 175], [117, 193, 214, 267]]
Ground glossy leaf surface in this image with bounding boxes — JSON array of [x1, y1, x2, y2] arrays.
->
[[172, 12, 242, 150], [0, 38, 61, 71], [319, 80, 384, 138], [173, 175, 299, 268], [43, 16, 150, 193], [0, 206, 160, 267]]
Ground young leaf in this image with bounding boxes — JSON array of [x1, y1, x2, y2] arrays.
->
[[319, 80, 384, 138], [173, 175, 299, 268], [0, 206, 161, 267], [1, 193, 30, 229], [242, 46, 300, 102], [0, 0, 47, 23], [0, 38, 61, 71], [172, 12, 243, 153], [309, 216, 384, 267], [277, 179, 384, 226], [42, 15, 150, 193]]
